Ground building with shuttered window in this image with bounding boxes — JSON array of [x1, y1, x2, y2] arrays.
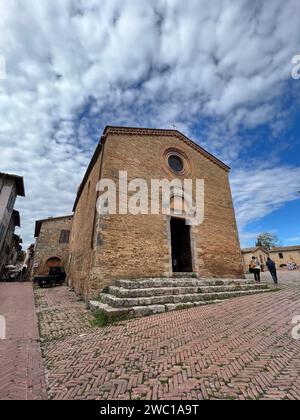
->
[[0, 172, 25, 274], [33, 215, 73, 276]]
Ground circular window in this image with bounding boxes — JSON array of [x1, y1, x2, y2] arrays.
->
[[162, 148, 191, 176], [168, 155, 184, 173]]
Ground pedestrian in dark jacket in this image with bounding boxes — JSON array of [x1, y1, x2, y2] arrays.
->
[[266, 257, 278, 284]]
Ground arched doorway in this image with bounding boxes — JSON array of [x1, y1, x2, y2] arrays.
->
[[46, 257, 62, 269]]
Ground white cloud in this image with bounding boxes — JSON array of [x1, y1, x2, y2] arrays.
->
[[0, 0, 299, 246], [231, 166, 300, 246], [287, 237, 300, 243]]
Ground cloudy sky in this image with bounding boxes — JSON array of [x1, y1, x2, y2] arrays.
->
[[1, 0, 300, 248]]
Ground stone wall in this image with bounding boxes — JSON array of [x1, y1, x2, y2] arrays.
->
[[269, 249, 300, 267], [33, 216, 73, 276], [242, 249, 269, 272], [69, 128, 245, 300], [242, 247, 300, 271]]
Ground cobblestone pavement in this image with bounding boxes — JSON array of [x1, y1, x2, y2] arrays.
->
[[36, 271, 300, 400], [246, 269, 300, 287], [35, 286, 93, 342], [0, 283, 47, 400]]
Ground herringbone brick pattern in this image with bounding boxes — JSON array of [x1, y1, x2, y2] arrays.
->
[[35, 287, 93, 341], [36, 272, 300, 400], [0, 283, 47, 400]]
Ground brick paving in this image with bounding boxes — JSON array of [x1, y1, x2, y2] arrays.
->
[[0, 283, 47, 400], [246, 268, 300, 287], [35, 286, 93, 342], [35, 270, 300, 400]]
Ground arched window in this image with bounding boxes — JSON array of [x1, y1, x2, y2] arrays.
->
[[46, 257, 62, 268]]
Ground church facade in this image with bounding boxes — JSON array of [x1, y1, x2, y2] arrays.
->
[[68, 126, 244, 300]]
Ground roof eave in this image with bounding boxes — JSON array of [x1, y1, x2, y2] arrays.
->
[[72, 136, 105, 212], [0, 172, 25, 196], [34, 214, 73, 238]]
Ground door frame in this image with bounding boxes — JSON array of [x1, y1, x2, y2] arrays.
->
[[165, 215, 198, 276]]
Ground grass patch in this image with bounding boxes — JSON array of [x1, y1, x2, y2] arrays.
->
[[90, 310, 130, 328], [269, 287, 281, 293], [159, 379, 168, 385]]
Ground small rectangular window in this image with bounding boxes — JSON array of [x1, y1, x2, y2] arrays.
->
[[279, 253, 284, 259], [0, 223, 5, 241], [59, 230, 70, 244], [7, 192, 15, 212]]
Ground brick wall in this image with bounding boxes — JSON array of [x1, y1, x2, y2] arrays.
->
[[68, 149, 103, 297], [69, 128, 245, 300]]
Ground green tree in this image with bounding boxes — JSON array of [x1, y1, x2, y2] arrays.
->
[[256, 232, 278, 250]]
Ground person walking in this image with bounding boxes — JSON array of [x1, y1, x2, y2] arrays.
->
[[19, 264, 27, 282], [266, 257, 278, 284], [249, 256, 261, 283]]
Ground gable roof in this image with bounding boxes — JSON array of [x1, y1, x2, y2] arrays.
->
[[242, 246, 269, 254], [269, 245, 300, 253], [104, 126, 230, 171], [242, 245, 300, 254], [34, 215, 73, 238], [73, 126, 230, 212], [0, 172, 25, 196]]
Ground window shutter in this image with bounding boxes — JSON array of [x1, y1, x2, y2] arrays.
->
[[59, 230, 70, 244]]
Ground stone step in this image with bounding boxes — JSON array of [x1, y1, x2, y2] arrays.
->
[[90, 277, 274, 320], [90, 301, 130, 316], [172, 272, 195, 278], [90, 299, 226, 318], [115, 278, 256, 290], [100, 288, 271, 308], [108, 283, 268, 298]]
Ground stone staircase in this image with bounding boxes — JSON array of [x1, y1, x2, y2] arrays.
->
[[90, 277, 272, 319]]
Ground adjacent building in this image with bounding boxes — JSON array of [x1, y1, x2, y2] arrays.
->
[[242, 245, 300, 271], [23, 243, 35, 280], [33, 215, 73, 276], [269, 246, 300, 267], [242, 247, 269, 271], [0, 172, 25, 274], [4, 215, 23, 266]]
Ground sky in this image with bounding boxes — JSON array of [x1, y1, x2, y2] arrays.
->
[[0, 0, 300, 248]]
